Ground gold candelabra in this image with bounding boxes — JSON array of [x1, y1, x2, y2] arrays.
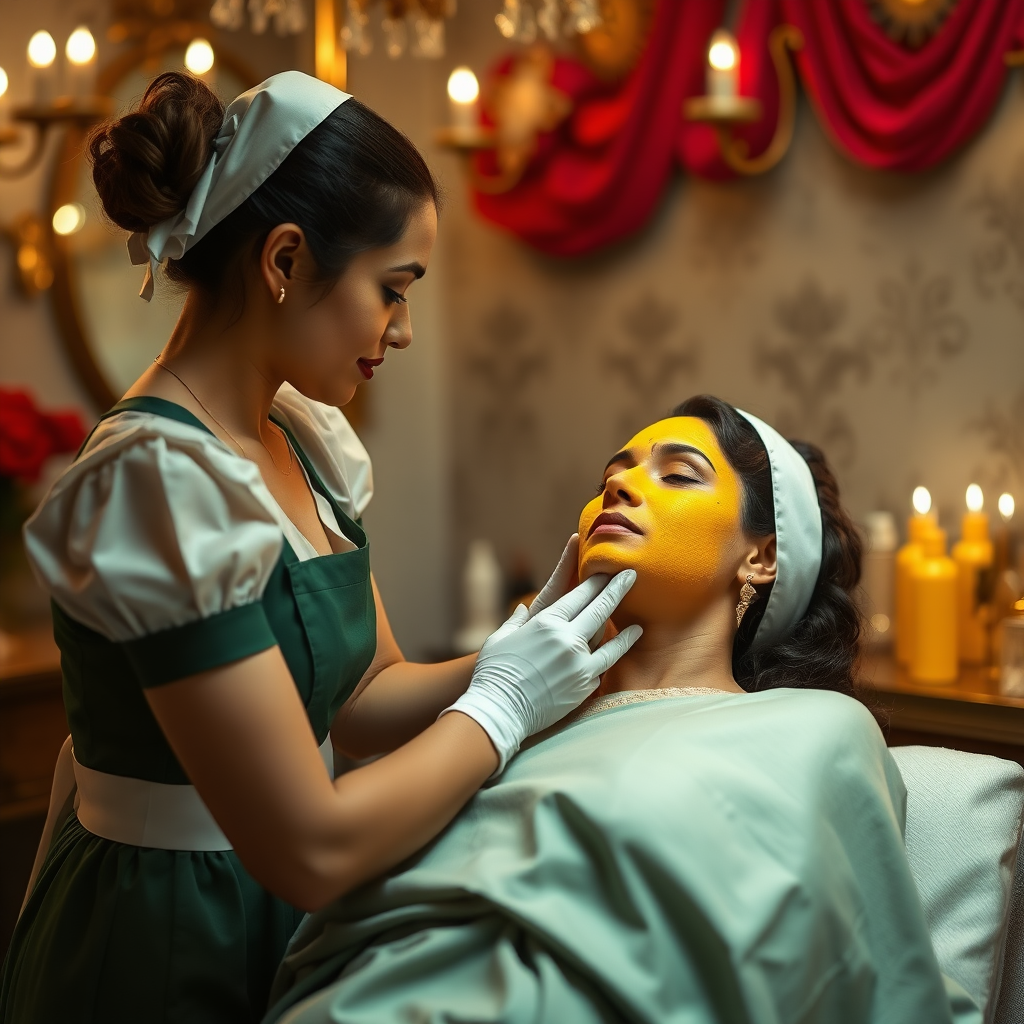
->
[[684, 24, 803, 177]]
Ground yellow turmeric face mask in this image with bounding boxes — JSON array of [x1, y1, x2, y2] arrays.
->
[[578, 417, 744, 625]]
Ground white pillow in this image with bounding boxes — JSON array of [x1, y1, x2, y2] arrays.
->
[[890, 745, 1024, 1019]]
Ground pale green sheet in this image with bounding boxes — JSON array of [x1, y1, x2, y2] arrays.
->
[[265, 688, 981, 1024]]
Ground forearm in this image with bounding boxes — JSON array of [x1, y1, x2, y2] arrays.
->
[[264, 711, 497, 910], [334, 655, 476, 758]]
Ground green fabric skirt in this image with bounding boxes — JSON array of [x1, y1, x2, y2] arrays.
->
[[1, 813, 304, 1024]]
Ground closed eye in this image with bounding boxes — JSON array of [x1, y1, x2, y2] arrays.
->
[[663, 473, 701, 486], [383, 286, 407, 306]]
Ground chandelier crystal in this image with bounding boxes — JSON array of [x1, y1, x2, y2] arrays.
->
[[496, 0, 602, 43], [341, 0, 456, 59], [210, 0, 308, 37]]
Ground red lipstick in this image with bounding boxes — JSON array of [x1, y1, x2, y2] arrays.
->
[[357, 357, 384, 380], [588, 511, 643, 538]]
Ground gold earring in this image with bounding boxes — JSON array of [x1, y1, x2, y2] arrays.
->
[[736, 574, 759, 627], [277, 286, 286, 304]]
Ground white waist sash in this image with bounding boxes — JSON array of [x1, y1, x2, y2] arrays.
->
[[73, 735, 335, 852]]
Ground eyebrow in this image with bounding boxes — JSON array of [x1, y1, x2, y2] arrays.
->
[[654, 442, 716, 473], [604, 450, 635, 473], [389, 261, 426, 279], [603, 441, 717, 475]]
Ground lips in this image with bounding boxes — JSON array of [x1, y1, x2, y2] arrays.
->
[[588, 511, 643, 539], [357, 357, 384, 380]]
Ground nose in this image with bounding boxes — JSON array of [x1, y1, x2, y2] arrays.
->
[[602, 467, 642, 509], [385, 302, 413, 350]]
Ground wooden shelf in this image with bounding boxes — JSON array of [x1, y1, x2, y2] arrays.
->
[[0, 626, 65, 823], [0, 626, 60, 685], [860, 652, 1024, 749]]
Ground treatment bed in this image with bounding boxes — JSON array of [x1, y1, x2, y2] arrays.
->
[[264, 689, 1024, 1024]]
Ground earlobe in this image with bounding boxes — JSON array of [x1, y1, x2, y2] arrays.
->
[[260, 223, 306, 296], [741, 535, 778, 587]]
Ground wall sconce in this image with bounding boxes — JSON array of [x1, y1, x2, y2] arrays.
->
[[0, 26, 112, 180], [684, 24, 803, 177], [436, 49, 572, 196], [436, 67, 495, 149]]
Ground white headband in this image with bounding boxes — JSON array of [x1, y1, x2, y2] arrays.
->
[[737, 410, 823, 650], [127, 70, 351, 300]]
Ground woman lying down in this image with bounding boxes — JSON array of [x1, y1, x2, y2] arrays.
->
[[265, 395, 980, 1024]]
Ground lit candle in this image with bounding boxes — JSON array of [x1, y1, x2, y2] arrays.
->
[[999, 492, 1015, 523], [27, 30, 57, 107], [65, 27, 97, 101], [447, 66, 479, 135], [953, 484, 994, 665], [995, 492, 1016, 578], [706, 28, 739, 100], [896, 486, 936, 668]]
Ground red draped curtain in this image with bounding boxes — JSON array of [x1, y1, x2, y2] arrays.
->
[[473, 0, 1024, 256]]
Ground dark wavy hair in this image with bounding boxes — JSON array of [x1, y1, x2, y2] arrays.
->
[[88, 71, 441, 305], [671, 395, 863, 697]]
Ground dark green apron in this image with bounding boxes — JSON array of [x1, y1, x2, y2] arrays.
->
[[0, 397, 376, 1023]]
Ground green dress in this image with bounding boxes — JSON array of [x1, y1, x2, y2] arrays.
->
[[0, 390, 377, 1023]]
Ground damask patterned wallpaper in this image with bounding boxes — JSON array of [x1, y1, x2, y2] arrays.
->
[[435, 85, 1024, 588]]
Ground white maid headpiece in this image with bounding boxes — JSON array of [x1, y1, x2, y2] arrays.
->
[[736, 410, 823, 651], [127, 70, 351, 301]]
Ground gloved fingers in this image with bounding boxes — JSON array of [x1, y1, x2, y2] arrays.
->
[[539, 572, 609, 622], [486, 603, 530, 645], [571, 569, 636, 638], [588, 619, 617, 653], [589, 623, 643, 676], [528, 534, 580, 617]]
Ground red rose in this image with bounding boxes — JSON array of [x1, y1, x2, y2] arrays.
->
[[44, 411, 87, 454], [0, 389, 53, 481]]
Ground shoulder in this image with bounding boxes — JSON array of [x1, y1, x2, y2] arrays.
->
[[751, 688, 886, 758], [271, 384, 373, 518], [24, 410, 284, 643]]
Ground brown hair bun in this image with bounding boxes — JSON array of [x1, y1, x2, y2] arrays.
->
[[88, 71, 224, 233]]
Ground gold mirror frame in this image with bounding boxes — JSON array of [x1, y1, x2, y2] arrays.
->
[[49, 45, 258, 411]]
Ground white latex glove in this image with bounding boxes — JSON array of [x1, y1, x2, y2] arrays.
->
[[443, 560, 642, 774]]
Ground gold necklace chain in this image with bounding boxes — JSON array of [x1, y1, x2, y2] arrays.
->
[[152, 358, 294, 476]]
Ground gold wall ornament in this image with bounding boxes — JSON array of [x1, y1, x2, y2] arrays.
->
[[4, 215, 54, 297], [474, 46, 573, 194], [867, 0, 958, 49], [684, 24, 803, 178], [576, 0, 654, 82]]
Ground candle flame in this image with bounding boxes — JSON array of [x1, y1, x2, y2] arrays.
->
[[0, 67, 8, 99], [912, 486, 932, 515], [185, 38, 215, 75], [708, 30, 738, 71], [66, 27, 96, 66], [999, 493, 1015, 522], [52, 203, 86, 236], [447, 67, 479, 105], [966, 483, 984, 513], [27, 31, 56, 70]]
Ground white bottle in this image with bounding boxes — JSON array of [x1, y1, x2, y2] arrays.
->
[[453, 540, 504, 654], [860, 512, 897, 649]]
